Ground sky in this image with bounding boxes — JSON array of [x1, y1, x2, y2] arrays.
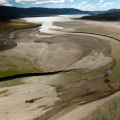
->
[[0, 0, 119, 11]]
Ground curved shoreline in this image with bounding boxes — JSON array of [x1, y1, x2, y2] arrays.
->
[[69, 31, 120, 42], [0, 20, 120, 120], [0, 31, 119, 81], [0, 24, 41, 52]]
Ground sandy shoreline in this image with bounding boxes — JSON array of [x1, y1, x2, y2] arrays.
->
[[0, 19, 120, 120], [0, 24, 42, 52]]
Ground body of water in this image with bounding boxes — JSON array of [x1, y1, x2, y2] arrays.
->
[[22, 14, 88, 34]]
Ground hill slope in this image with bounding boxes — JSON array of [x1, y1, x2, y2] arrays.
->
[[0, 6, 93, 19], [106, 9, 120, 13], [80, 13, 120, 21], [91, 11, 106, 14]]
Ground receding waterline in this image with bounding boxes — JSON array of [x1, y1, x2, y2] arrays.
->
[[69, 32, 120, 82], [22, 14, 88, 34], [1, 15, 119, 86], [0, 33, 119, 87]]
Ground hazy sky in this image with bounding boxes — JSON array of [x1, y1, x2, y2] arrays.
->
[[0, 0, 119, 11]]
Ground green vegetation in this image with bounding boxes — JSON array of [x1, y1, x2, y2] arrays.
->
[[0, 20, 38, 33], [81, 96, 120, 120], [0, 53, 42, 78], [0, 70, 104, 87], [0, 67, 42, 78], [80, 13, 120, 21], [0, 78, 25, 87], [0, 20, 41, 78]]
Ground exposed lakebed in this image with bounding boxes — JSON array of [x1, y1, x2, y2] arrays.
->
[[0, 15, 120, 87], [0, 34, 120, 87]]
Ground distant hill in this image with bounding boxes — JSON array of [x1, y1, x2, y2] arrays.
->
[[92, 9, 120, 15], [106, 9, 120, 13], [80, 12, 120, 21], [91, 11, 106, 14], [0, 6, 93, 19]]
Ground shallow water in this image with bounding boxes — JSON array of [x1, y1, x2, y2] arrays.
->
[[108, 42, 120, 82], [22, 14, 88, 34], [0, 71, 104, 87], [70, 33, 120, 82]]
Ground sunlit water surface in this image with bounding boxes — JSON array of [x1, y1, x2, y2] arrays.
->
[[22, 14, 88, 34]]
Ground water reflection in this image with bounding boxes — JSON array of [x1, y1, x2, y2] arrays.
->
[[22, 14, 88, 34]]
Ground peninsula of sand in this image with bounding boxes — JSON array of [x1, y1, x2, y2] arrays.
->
[[0, 19, 120, 120]]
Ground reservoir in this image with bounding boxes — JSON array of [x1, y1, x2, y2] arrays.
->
[[22, 14, 88, 34], [0, 14, 120, 87]]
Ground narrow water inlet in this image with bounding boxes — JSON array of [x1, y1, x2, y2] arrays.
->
[[0, 70, 104, 87]]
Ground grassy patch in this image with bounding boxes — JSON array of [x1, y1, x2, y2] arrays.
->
[[0, 70, 40, 78], [0, 20, 38, 33], [0, 20, 42, 78], [0, 53, 42, 78]]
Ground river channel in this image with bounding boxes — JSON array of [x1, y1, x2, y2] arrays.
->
[[0, 15, 120, 87]]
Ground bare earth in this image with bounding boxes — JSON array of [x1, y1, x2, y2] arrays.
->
[[0, 20, 120, 120], [2, 27, 113, 72], [0, 84, 60, 120]]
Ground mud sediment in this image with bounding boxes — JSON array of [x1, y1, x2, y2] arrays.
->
[[0, 20, 120, 120]]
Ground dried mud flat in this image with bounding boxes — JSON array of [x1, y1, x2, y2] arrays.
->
[[0, 76, 120, 120], [1, 26, 113, 72], [0, 20, 120, 120]]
